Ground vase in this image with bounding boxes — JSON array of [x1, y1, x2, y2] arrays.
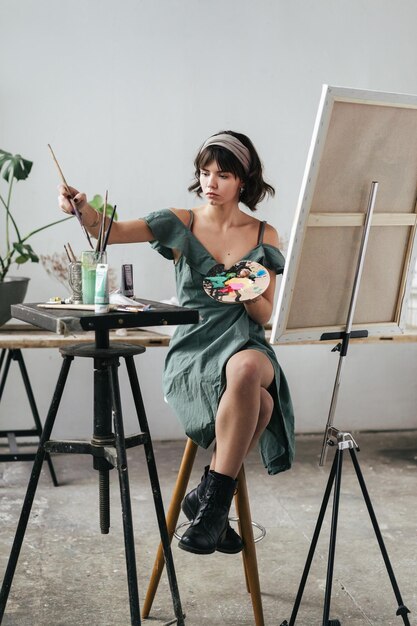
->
[[0, 276, 30, 326]]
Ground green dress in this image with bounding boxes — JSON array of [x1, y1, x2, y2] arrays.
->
[[143, 209, 295, 475]]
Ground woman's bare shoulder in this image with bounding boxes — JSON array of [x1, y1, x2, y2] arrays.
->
[[241, 213, 280, 246], [263, 222, 280, 247], [169, 207, 191, 226]]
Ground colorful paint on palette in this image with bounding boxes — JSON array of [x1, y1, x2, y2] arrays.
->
[[203, 260, 270, 304]]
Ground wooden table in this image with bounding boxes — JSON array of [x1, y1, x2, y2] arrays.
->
[[0, 322, 172, 349], [2, 321, 416, 349]]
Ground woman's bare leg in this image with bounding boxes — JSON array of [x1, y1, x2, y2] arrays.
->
[[246, 386, 274, 453], [210, 387, 273, 470], [179, 351, 274, 554], [212, 350, 274, 478]]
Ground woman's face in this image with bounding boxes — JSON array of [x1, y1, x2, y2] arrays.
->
[[199, 161, 242, 207]]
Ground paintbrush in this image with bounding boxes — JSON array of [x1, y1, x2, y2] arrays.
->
[[47, 143, 93, 248], [102, 204, 117, 252], [95, 191, 108, 253], [66, 242, 77, 263], [100, 190, 108, 252], [64, 244, 72, 263], [95, 221, 103, 254]]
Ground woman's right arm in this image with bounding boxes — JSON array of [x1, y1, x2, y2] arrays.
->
[[58, 185, 155, 245]]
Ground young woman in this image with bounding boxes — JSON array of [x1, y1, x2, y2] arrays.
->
[[58, 130, 295, 555]]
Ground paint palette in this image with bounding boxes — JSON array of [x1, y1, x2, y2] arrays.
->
[[203, 260, 270, 304]]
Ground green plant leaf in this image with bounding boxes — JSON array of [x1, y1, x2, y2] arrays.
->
[[13, 242, 39, 263], [88, 194, 117, 219], [89, 194, 104, 210], [14, 255, 28, 264], [0, 148, 69, 282], [13, 242, 26, 254], [0, 149, 33, 182]]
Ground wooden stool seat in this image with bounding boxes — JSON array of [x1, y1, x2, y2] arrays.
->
[[143, 438, 265, 626]]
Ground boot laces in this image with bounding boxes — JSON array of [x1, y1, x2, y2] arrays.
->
[[194, 484, 221, 524]]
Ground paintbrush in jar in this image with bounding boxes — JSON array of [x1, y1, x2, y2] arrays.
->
[[66, 242, 77, 263], [102, 204, 117, 253], [96, 190, 108, 253]]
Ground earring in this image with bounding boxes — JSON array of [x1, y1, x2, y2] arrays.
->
[[239, 187, 245, 195]]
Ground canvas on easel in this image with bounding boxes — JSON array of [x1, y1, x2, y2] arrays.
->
[[271, 85, 417, 345], [273, 85, 415, 626]]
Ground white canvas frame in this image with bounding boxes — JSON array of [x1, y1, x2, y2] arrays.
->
[[271, 85, 417, 344]]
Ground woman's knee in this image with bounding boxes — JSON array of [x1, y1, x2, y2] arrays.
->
[[226, 353, 262, 388]]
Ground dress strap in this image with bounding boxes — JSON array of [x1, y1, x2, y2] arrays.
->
[[188, 209, 195, 231], [257, 220, 267, 244]]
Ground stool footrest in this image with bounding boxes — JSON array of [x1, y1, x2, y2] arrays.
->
[[44, 432, 149, 468], [45, 432, 148, 455], [125, 433, 149, 448], [174, 517, 266, 543], [45, 439, 97, 455]]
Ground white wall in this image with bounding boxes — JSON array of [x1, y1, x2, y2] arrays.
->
[[1, 0, 417, 439]]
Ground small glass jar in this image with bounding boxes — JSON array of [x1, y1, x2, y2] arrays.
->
[[81, 251, 107, 304]]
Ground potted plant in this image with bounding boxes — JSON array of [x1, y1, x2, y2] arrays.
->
[[0, 149, 71, 325]]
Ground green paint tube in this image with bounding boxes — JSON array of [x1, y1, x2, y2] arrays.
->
[[94, 263, 109, 313]]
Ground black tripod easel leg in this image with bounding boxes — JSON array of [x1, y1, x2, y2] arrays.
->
[[125, 356, 185, 626], [322, 449, 343, 626], [281, 450, 339, 626], [0, 355, 73, 623], [282, 443, 411, 626], [349, 448, 411, 625]]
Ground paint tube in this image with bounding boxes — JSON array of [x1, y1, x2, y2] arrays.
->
[[121, 263, 134, 297], [95, 263, 109, 313]]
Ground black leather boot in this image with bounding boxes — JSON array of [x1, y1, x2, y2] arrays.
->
[[178, 470, 238, 555], [182, 466, 243, 554]]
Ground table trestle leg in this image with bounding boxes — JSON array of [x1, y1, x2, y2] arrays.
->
[[0, 355, 73, 622]]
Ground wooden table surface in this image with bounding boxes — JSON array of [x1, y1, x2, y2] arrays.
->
[[0, 323, 172, 348], [1, 322, 416, 350]]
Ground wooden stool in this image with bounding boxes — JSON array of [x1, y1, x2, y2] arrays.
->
[[142, 438, 265, 626]]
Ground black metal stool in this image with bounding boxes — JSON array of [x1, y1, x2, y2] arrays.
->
[[0, 338, 184, 626]]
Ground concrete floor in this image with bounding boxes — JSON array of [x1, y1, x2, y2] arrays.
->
[[0, 431, 416, 626]]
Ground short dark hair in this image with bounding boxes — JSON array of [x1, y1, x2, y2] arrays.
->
[[188, 130, 275, 212]]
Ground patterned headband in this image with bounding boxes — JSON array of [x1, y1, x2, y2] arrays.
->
[[200, 133, 251, 173]]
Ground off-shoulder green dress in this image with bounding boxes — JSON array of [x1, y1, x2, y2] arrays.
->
[[143, 209, 294, 475]]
